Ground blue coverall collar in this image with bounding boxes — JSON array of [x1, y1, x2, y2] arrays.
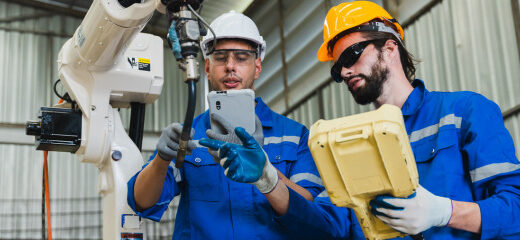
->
[[255, 97, 274, 128], [401, 79, 428, 116]]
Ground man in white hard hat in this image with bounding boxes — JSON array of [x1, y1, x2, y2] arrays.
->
[[128, 11, 352, 239]]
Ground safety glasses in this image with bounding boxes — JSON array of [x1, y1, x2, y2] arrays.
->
[[209, 49, 257, 66], [330, 39, 380, 82]]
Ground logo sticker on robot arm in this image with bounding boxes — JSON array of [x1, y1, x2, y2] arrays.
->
[[126, 57, 151, 71]]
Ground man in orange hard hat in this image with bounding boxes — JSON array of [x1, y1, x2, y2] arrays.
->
[[318, 1, 520, 239]]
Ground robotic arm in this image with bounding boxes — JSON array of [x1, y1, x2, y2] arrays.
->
[[56, 0, 163, 164], [164, 0, 213, 168], [25, 0, 208, 239]]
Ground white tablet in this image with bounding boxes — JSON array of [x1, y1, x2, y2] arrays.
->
[[207, 89, 256, 134]]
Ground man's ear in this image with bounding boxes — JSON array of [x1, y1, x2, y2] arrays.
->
[[205, 58, 210, 76], [254, 58, 262, 79], [382, 39, 399, 63]]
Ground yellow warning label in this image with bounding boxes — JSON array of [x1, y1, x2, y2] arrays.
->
[[138, 58, 150, 64], [127, 57, 151, 71]]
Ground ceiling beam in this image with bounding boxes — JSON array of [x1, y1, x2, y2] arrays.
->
[[2, 0, 168, 37], [2, 0, 86, 18], [382, 0, 443, 28], [0, 26, 71, 37], [0, 12, 54, 23]]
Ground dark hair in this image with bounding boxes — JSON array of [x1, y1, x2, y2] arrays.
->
[[328, 30, 418, 82]]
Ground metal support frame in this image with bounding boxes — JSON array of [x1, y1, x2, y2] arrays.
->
[[277, 0, 290, 111], [0, 26, 71, 37], [0, 12, 54, 23], [401, 0, 443, 28], [512, 0, 520, 77], [0, 123, 35, 145], [1, 0, 167, 38], [503, 104, 520, 120], [1, 0, 87, 18], [0, 122, 159, 152], [509, 0, 520, 120]]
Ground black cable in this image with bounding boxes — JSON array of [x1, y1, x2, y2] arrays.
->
[[175, 80, 197, 168], [129, 102, 146, 151], [53, 79, 66, 100], [52, 79, 74, 104], [187, 4, 216, 54], [182, 80, 197, 136]]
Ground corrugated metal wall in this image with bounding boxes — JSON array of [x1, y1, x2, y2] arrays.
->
[[246, 0, 382, 114], [255, 0, 520, 158], [0, 1, 200, 238]]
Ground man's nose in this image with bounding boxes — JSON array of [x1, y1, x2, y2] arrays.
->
[[341, 66, 353, 79], [225, 55, 236, 71]]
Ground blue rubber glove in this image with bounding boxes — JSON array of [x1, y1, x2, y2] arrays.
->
[[206, 113, 264, 161], [369, 185, 453, 235], [199, 127, 278, 193]]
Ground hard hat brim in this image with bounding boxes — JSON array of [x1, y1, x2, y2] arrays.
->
[[317, 42, 332, 62]]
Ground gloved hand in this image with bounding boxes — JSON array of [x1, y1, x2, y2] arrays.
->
[[206, 113, 264, 161], [156, 123, 196, 161], [369, 185, 452, 235], [199, 127, 278, 193]]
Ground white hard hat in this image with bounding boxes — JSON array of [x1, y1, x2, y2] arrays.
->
[[201, 11, 266, 61]]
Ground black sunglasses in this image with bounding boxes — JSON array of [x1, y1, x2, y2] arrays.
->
[[330, 39, 380, 83]]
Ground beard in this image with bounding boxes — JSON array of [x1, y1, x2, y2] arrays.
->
[[345, 57, 389, 105]]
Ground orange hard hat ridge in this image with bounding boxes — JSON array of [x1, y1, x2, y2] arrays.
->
[[317, 1, 404, 62]]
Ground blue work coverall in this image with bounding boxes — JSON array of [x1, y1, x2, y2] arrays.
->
[[127, 98, 352, 240], [349, 80, 520, 239]]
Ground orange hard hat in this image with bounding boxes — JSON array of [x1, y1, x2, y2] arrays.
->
[[317, 1, 404, 62]]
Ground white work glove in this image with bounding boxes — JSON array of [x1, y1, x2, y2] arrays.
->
[[199, 127, 278, 193], [206, 113, 264, 161], [369, 185, 453, 235], [156, 123, 196, 161]]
